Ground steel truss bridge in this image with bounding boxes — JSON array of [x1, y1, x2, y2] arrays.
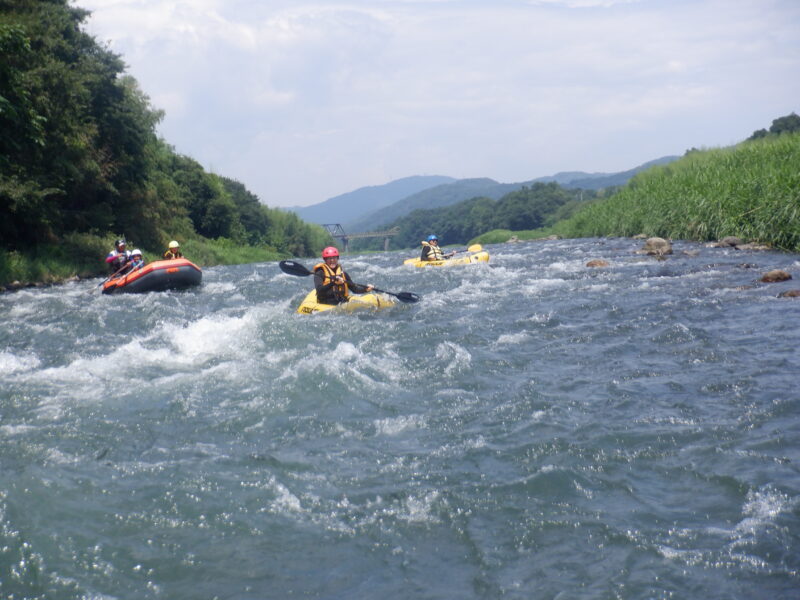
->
[[322, 224, 400, 252]]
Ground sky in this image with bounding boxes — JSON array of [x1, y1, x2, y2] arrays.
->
[[78, 0, 800, 208]]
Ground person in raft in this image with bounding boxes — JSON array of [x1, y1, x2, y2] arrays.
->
[[419, 234, 455, 261], [105, 239, 131, 275], [163, 240, 183, 260], [314, 246, 374, 305], [129, 249, 145, 270]]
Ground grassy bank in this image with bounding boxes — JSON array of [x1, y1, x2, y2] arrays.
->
[[473, 132, 800, 251], [0, 234, 286, 289]]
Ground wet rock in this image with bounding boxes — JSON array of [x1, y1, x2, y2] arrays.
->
[[760, 270, 792, 283], [717, 236, 743, 247], [737, 242, 771, 251], [682, 249, 700, 257], [632, 234, 647, 240], [506, 236, 519, 243], [778, 289, 800, 298], [640, 237, 673, 256], [586, 259, 609, 268]]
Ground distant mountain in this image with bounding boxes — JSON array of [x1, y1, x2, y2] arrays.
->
[[286, 175, 456, 225], [345, 178, 525, 232], [346, 156, 680, 233], [532, 171, 606, 185], [561, 156, 680, 189]]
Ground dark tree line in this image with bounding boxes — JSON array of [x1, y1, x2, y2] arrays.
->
[[352, 182, 601, 251], [748, 112, 800, 141], [0, 0, 328, 257]]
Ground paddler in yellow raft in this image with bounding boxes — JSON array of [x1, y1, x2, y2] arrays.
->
[[314, 246, 374, 305], [420, 234, 456, 262]]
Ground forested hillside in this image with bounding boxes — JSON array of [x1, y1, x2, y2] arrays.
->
[[346, 178, 527, 233], [1, 0, 329, 286], [345, 157, 678, 234], [351, 183, 606, 251]]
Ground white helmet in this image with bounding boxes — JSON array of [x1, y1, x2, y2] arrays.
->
[[131, 249, 142, 257]]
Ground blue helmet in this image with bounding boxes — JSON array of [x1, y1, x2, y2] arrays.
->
[[426, 234, 438, 242]]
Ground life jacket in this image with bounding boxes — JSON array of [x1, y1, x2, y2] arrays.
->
[[421, 241, 444, 261], [314, 262, 349, 303], [106, 250, 130, 272], [163, 249, 183, 260]]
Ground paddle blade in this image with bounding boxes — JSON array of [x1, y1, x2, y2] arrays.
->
[[467, 244, 483, 253], [395, 291, 421, 303], [279, 260, 312, 277]]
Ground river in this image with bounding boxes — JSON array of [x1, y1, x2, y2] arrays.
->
[[1, 237, 798, 599]]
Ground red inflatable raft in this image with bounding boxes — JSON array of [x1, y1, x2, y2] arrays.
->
[[102, 258, 202, 294]]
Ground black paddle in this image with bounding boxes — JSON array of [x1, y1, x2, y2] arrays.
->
[[279, 260, 421, 303]]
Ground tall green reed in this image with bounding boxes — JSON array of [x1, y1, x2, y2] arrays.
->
[[552, 133, 800, 251]]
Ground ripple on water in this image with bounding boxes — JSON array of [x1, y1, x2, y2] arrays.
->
[[1, 239, 798, 599]]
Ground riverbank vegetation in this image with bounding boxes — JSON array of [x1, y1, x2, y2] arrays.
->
[[350, 184, 608, 252], [473, 119, 800, 252], [1, 0, 330, 288]]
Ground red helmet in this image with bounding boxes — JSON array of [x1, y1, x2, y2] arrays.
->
[[322, 246, 339, 258]]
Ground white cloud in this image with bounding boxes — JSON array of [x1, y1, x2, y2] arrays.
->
[[79, 0, 800, 206]]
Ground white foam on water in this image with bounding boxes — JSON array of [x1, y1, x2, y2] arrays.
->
[[437, 341, 471, 375], [530, 410, 547, 421], [526, 311, 554, 324], [361, 491, 441, 526], [201, 280, 239, 294], [583, 283, 612, 292], [399, 491, 441, 524], [279, 339, 409, 394], [45, 447, 79, 465], [16, 306, 273, 414], [494, 332, 529, 346], [0, 350, 40, 375], [657, 545, 705, 566], [493, 251, 529, 261], [522, 278, 571, 295], [546, 260, 587, 274], [165, 311, 265, 364], [0, 424, 38, 436], [734, 486, 792, 539], [7, 302, 41, 318], [266, 476, 304, 514], [374, 414, 426, 436]]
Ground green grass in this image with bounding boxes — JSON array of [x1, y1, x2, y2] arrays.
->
[[472, 133, 800, 252], [548, 133, 800, 250]]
